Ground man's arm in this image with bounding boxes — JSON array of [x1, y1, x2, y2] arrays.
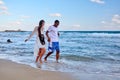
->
[[46, 31, 51, 42], [58, 32, 60, 37]]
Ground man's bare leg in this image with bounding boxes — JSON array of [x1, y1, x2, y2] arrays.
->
[[56, 51, 60, 63], [44, 52, 53, 62]]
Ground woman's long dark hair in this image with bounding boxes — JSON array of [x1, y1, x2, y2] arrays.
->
[[38, 20, 45, 45]]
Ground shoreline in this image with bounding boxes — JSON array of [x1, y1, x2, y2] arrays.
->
[[0, 59, 76, 80], [0, 59, 120, 80]]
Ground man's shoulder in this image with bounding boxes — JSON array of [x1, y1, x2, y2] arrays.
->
[[49, 25, 53, 28], [48, 25, 54, 29]]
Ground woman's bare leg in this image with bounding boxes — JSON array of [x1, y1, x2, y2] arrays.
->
[[35, 48, 41, 63], [35, 56, 39, 63], [39, 48, 46, 64]]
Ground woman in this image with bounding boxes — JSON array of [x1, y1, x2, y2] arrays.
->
[[25, 20, 46, 64]]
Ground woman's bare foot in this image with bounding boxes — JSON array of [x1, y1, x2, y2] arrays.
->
[[39, 59, 43, 64], [56, 60, 59, 63], [36, 62, 41, 68]]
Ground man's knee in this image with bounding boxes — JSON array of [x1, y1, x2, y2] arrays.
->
[[56, 51, 60, 54], [49, 51, 53, 54]]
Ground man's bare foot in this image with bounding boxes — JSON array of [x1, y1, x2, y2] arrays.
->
[[44, 58, 47, 62]]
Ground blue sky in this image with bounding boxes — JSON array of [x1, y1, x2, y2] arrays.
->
[[0, 0, 120, 31]]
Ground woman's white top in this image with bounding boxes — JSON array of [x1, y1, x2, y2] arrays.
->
[[27, 26, 45, 56]]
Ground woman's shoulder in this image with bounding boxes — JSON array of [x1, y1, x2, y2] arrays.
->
[[34, 26, 39, 30], [32, 26, 38, 32], [35, 26, 39, 28]]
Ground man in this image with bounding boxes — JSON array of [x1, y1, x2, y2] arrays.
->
[[44, 20, 60, 63]]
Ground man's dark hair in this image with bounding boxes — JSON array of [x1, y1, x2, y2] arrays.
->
[[55, 20, 59, 23]]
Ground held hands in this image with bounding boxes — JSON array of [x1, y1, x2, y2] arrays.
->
[[48, 37, 51, 42]]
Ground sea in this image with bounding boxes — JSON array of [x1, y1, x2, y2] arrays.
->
[[0, 31, 120, 75]]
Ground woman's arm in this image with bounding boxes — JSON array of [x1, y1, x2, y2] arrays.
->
[[25, 27, 37, 42]]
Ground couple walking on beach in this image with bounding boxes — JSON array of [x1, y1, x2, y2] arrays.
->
[[25, 20, 60, 64]]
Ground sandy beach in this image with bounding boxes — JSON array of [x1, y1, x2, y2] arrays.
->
[[0, 59, 76, 80], [0, 59, 120, 80]]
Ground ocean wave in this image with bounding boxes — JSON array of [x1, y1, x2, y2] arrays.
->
[[88, 33, 120, 37], [61, 55, 95, 62]]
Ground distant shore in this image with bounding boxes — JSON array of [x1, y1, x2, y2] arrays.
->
[[4, 29, 26, 32]]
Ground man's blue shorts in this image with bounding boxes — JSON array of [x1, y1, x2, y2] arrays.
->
[[48, 42, 60, 52]]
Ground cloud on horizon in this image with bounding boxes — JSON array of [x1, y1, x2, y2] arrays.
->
[[102, 14, 120, 25], [112, 14, 120, 24], [0, 0, 4, 5], [20, 15, 31, 19], [101, 14, 120, 30], [73, 24, 81, 27], [0, 0, 10, 15], [90, 0, 105, 4], [49, 13, 61, 17], [0, 6, 7, 10], [0, 11, 9, 15]]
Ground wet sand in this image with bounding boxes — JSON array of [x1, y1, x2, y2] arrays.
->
[[0, 59, 120, 80], [0, 59, 76, 80]]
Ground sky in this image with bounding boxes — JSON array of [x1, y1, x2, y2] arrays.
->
[[0, 0, 120, 31]]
